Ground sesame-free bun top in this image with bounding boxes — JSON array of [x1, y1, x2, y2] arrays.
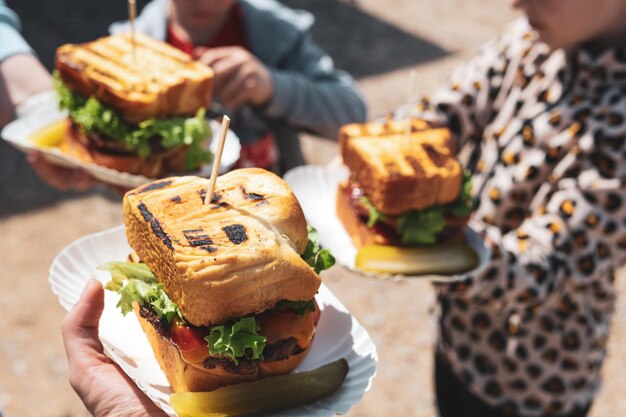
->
[[123, 168, 321, 326]]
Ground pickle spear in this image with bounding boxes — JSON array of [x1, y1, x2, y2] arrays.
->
[[355, 243, 479, 276], [170, 358, 349, 417]]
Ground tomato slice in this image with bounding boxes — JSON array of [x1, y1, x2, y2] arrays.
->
[[170, 318, 210, 364]]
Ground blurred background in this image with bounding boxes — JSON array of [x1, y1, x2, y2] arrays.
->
[[2, 0, 626, 416]]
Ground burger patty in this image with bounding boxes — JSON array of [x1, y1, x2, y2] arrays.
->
[[263, 337, 304, 362], [203, 356, 258, 375], [140, 304, 306, 373], [202, 338, 303, 374], [139, 305, 170, 338]]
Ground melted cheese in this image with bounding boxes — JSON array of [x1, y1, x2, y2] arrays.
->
[[258, 309, 315, 349]]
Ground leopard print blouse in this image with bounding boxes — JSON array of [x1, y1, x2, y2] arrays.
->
[[418, 18, 626, 416]]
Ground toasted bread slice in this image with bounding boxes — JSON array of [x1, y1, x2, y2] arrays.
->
[[56, 33, 214, 123], [340, 119, 461, 216], [123, 169, 321, 327]]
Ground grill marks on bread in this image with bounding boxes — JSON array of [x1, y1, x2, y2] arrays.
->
[[197, 189, 224, 206], [240, 186, 265, 202], [139, 183, 254, 252], [55, 33, 214, 123], [222, 224, 248, 245], [340, 119, 462, 215], [183, 229, 218, 253], [134, 177, 271, 253], [183, 229, 214, 246], [137, 180, 174, 194], [123, 170, 320, 327], [137, 202, 174, 250], [57, 33, 211, 97]]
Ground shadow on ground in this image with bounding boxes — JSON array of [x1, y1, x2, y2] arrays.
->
[[2, 0, 447, 218], [282, 0, 448, 78]]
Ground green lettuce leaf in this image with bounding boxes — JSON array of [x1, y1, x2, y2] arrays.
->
[[276, 299, 316, 316], [359, 196, 388, 227], [397, 207, 446, 245], [301, 226, 335, 274], [101, 261, 265, 363], [205, 317, 266, 365], [396, 170, 474, 245], [54, 72, 212, 170], [99, 261, 157, 285], [448, 170, 474, 218], [99, 261, 182, 321]]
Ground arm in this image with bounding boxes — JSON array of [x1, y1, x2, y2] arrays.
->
[[196, 36, 366, 140], [260, 33, 367, 139], [0, 1, 51, 126], [435, 139, 626, 312]]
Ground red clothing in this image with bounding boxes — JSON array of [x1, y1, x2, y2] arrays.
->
[[167, 4, 248, 53], [167, 4, 278, 171], [234, 132, 278, 170]]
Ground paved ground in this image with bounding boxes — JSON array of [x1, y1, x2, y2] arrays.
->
[[2, 1, 626, 416]]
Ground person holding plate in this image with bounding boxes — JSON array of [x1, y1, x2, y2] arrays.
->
[[0, 0, 51, 127], [62, 279, 168, 417], [109, 0, 367, 174], [408, 0, 626, 416], [0, 0, 99, 191]]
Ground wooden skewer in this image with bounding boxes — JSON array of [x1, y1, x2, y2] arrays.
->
[[404, 69, 418, 141], [128, 0, 137, 63], [204, 116, 231, 205]]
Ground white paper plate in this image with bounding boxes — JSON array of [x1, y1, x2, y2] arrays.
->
[[2, 90, 241, 188], [49, 225, 377, 417], [283, 164, 492, 281]]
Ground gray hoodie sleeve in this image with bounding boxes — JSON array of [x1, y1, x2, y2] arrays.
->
[[261, 32, 367, 139], [110, 0, 367, 140]]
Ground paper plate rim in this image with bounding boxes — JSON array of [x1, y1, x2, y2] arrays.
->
[[49, 225, 378, 417], [283, 163, 492, 282], [1, 91, 241, 188]]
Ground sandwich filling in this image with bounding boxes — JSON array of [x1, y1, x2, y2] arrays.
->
[[102, 227, 334, 374], [54, 72, 212, 171], [345, 170, 473, 245]]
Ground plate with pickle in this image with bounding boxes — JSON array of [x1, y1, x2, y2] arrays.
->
[[49, 225, 378, 417], [284, 163, 491, 281]]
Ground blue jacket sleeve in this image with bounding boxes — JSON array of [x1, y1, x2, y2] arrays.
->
[[0, 0, 33, 62]]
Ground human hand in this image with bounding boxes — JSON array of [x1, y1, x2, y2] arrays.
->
[[0, 53, 52, 127], [26, 151, 131, 195], [62, 279, 168, 417], [27, 151, 96, 191], [194, 46, 273, 111]]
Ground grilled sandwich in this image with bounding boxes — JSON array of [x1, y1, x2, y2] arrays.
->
[[56, 32, 214, 123], [102, 168, 335, 392], [54, 33, 215, 177], [337, 119, 473, 247]]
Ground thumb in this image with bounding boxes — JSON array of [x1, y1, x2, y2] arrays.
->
[[69, 278, 105, 328], [62, 279, 105, 357]]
